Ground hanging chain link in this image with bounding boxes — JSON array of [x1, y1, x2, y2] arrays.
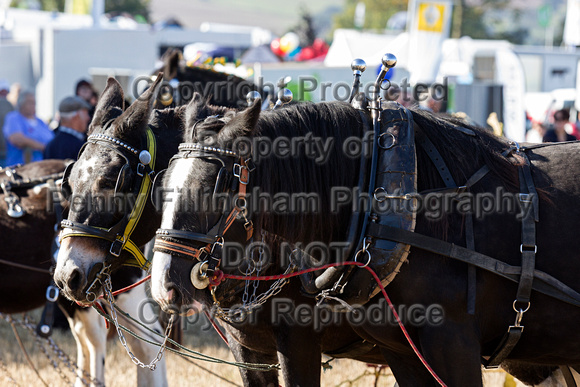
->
[[103, 274, 173, 371], [0, 313, 102, 386], [212, 264, 293, 323]]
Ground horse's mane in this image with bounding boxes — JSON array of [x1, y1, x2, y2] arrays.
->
[[191, 103, 522, 247], [250, 102, 364, 245]]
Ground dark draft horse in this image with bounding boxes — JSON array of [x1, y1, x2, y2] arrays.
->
[[0, 160, 168, 385], [52, 77, 390, 385], [0, 160, 66, 313], [150, 98, 580, 386], [154, 48, 264, 109]]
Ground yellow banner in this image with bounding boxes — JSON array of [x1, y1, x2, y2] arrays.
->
[[72, 0, 92, 15], [417, 3, 446, 32]]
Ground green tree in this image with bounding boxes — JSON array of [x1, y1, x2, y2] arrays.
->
[[334, 0, 407, 31], [10, 0, 150, 20], [10, 0, 64, 11], [106, 0, 150, 21]]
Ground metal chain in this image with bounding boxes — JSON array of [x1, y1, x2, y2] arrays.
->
[[213, 264, 293, 323], [0, 312, 102, 386], [25, 314, 99, 386], [103, 274, 173, 371], [242, 233, 265, 306], [34, 334, 72, 385], [91, 302, 279, 372], [249, 235, 265, 305]]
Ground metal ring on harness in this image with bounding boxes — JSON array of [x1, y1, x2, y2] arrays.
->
[[378, 131, 396, 149], [234, 197, 247, 211], [373, 187, 388, 202], [354, 249, 371, 267], [512, 300, 530, 314], [45, 286, 59, 302], [380, 79, 392, 91]]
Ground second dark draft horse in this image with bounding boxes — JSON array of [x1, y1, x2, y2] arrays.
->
[[150, 98, 580, 386]]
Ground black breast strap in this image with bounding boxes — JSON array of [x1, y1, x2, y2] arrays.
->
[[415, 127, 480, 315]]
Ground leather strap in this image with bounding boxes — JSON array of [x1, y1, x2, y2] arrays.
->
[[36, 282, 60, 338], [415, 127, 486, 315], [485, 152, 538, 368], [516, 153, 538, 305], [483, 326, 523, 369], [560, 366, 578, 387], [366, 223, 580, 307]]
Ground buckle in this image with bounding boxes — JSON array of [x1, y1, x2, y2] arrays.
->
[[520, 244, 537, 253], [245, 159, 256, 172], [518, 193, 532, 202], [110, 239, 124, 257], [233, 163, 249, 184], [136, 163, 145, 177]]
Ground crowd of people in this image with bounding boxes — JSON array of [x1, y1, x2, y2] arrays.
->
[[0, 79, 97, 168]]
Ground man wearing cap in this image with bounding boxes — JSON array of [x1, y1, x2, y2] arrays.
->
[[3, 91, 53, 166], [44, 96, 91, 160], [0, 79, 14, 167]]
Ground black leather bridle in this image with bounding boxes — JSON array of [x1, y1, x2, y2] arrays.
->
[[153, 141, 255, 280], [59, 127, 157, 269]]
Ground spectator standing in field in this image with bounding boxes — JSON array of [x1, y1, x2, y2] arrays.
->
[[44, 96, 91, 160], [75, 79, 97, 120], [3, 91, 54, 166], [0, 79, 14, 167], [526, 121, 547, 143], [543, 109, 577, 143]]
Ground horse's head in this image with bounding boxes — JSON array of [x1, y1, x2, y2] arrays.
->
[[54, 75, 163, 303], [151, 98, 262, 314]]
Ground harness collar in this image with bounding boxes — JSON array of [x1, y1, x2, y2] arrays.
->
[[59, 127, 157, 270]]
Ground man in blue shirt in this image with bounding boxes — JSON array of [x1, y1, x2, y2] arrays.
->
[[44, 96, 91, 160], [3, 91, 54, 166]]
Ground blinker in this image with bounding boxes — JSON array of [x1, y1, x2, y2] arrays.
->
[[214, 167, 231, 195], [61, 162, 75, 198]]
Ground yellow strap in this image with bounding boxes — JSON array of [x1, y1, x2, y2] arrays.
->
[[60, 230, 151, 270], [60, 128, 157, 271], [123, 128, 156, 243], [122, 239, 151, 270]]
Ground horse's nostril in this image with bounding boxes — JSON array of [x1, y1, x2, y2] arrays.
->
[[67, 268, 83, 292], [166, 286, 182, 313]]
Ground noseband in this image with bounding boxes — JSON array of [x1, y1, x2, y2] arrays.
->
[[153, 142, 255, 283], [59, 127, 157, 269]]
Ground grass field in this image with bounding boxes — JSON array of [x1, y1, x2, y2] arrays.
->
[[0, 308, 553, 386]]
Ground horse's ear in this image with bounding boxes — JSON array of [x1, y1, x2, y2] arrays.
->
[[185, 92, 204, 130], [164, 49, 181, 80], [218, 98, 261, 142], [90, 77, 125, 130], [113, 73, 163, 137]]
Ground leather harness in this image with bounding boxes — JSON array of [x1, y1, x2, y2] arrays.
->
[[59, 127, 157, 269], [150, 105, 580, 367]]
